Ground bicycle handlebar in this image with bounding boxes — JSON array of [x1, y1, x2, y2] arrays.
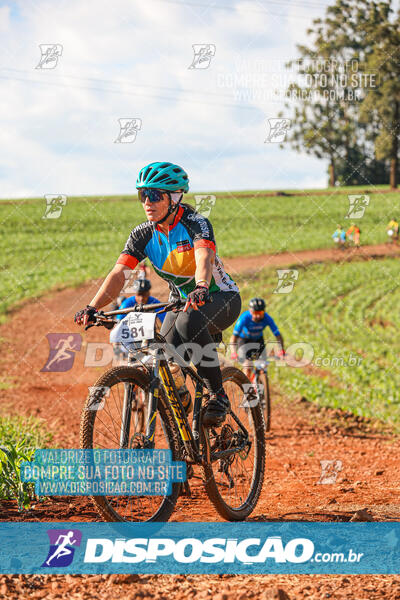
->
[[102, 299, 185, 317], [84, 297, 212, 331]]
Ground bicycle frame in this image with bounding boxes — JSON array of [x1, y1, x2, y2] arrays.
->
[[101, 302, 251, 466], [115, 338, 205, 464]]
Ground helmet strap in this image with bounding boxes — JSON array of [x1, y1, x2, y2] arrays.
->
[[154, 193, 180, 225]]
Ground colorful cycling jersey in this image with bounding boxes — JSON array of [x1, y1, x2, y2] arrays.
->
[[346, 225, 360, 235], [233, 310, 280, 340], [115, 295, 166, 322], [332, 229, 346, 241], [388, 220, 399, 230], [116, 204, 238, 300]]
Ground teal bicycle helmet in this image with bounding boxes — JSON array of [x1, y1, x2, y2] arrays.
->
[[136, 162, 189, 192]]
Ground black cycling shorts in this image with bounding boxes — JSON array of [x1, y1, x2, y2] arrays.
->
[[237, 336, 265, 363]]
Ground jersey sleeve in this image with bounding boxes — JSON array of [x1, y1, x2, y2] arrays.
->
[[184, 211, 216, 252], [116, 224, 150, 270], [233, 313, 245, 336], [264, 314, 280, 336]]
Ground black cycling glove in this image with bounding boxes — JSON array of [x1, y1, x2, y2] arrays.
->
[[74, 305, 97, 326], [183, 285, 209, 312]]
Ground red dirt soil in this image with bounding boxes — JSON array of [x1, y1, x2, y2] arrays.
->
[[1, 245, 400, 598]]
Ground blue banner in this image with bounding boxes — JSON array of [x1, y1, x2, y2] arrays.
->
[[20, 449, 186, 496], [0, 522, 399, 574]]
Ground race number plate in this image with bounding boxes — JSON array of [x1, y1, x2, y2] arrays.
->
[[109, 313, 156, 343]]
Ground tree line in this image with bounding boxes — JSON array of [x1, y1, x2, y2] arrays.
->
[[282, 0, 399, 187]]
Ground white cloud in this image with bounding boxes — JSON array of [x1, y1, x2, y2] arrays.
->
[[0, 0, 329, 198]]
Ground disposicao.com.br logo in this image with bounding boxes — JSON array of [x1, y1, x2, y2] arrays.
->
[[82, 536, 363, 565]]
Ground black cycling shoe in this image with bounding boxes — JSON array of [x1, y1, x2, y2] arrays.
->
[[202, 391, 230, 428]]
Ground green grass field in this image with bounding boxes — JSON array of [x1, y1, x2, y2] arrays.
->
[[1, 189, 399, 427], [0, 188, 399, 320], [229, 258, 400, 427]]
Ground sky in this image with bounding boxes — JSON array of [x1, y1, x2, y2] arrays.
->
[[0, 0, 364, 197]]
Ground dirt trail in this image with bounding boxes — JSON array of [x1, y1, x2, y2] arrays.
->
[[222, 242, 400, 277], [1, 244, 400, 598]]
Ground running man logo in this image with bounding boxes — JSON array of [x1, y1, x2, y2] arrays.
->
[[346, 195, 370, 219], [121, 268, 138, 293], [188, 44, 216, 69], [42, 529, 82, 567], [318, 459, 342, 484], [87, 386, 110, 411], [240, 383, 264, 408], [114, 118, 142, 143], [42, 194, 67, 219], [265, 118, 291, 143], [41, 333, 82, 372], [273, 269, 299, 294], [36, 44, 63, 69], [194, 195, 216, 218]]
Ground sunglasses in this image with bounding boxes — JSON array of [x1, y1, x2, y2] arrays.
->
[[251, 310, 265, 317], [138, 189, 183, 205], [138, 188, 167, 204]]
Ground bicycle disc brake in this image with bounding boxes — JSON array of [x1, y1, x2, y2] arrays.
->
[[129, 432, 152, 449]]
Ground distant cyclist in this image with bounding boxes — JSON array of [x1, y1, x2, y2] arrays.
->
[[332, 225, 346, 248], [346, 223, 361, 247], [112, 278, 165, 364], [229, 298, 284, 381], [110, 259, 151, 311], [115, 278, 166, 323], [74, 161, 241, 427], [387, 218, 399, 242], [136, 258, 151, 280]]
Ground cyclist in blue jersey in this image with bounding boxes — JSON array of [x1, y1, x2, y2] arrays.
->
[[229, 298, 284, 380], [115, 279, 166, 324], [74, 162, 241, 427], [332, 225, 346, 248]]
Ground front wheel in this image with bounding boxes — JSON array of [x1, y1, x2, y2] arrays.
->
[[201, 367, 266, 521], [80, 366, 181, 522]]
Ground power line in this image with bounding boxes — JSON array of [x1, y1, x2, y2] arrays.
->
[[151, 0, 326, 19], [0, 72, 278, 110], [1, 67, 235, 100]]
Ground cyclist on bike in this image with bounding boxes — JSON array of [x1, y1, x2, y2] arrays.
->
[[346, 223, 361, 247], [387, 218, 399, 242], [115, 278, 165, 324], [136, 258, 151, 280], [112, 278, 165, 365], [332, 225, 346, 248], [74, 161, 241, 427], [229, 298, 284, 380]]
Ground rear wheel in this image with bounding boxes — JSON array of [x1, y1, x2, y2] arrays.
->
[[80, 366, 181, 522], [201, 367, 265, 521]]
